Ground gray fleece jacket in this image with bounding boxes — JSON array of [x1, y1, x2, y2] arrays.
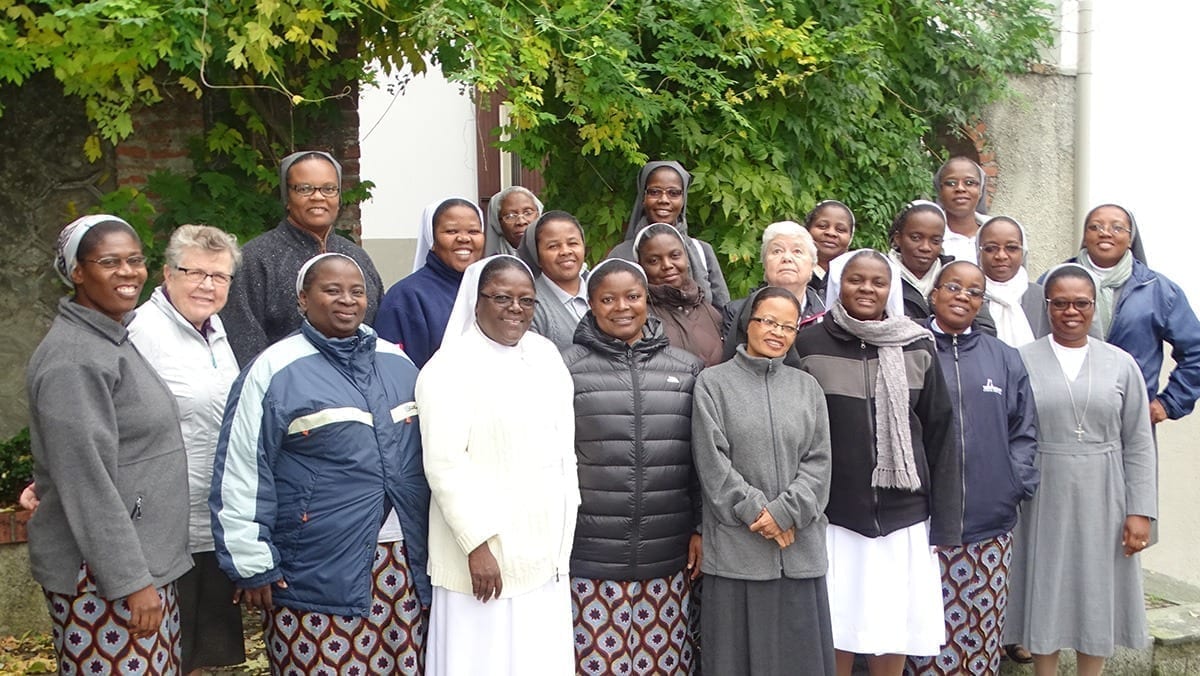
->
[[27, 299, 192, 598], [692, 345, 832, 581]]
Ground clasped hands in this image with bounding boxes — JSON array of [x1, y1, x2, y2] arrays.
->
[[749, 507, 794, 549]]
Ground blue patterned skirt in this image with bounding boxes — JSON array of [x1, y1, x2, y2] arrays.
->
[[906, 532, 1013, 675]]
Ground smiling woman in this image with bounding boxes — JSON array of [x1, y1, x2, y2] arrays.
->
[[28, 215, 192, 675], [219, 151, 384, 367], [635, 223, 725, 366], [417, 255, 580, 676], [127, 225, 246, 673], [515, 210, 589, 348], [376, 197, 487, 367], [212, 251, 431, 676], [794, 249, 959, 676]]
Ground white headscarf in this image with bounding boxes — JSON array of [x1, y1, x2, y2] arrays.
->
[[54, 214, 135, 287], [295, 252, 365, 296], [410, 197, 486, 273], [443, 255, 535, 344], [979, 216, 1035, 347], [825, 249, 905, 320]]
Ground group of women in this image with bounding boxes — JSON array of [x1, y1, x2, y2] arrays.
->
[[23, 151, 1200, 676]]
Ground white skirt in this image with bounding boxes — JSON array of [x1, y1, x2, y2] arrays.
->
[[826, 522, 945, 656], [425, 577, 574, 676]]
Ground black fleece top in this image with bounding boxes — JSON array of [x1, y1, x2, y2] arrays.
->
[[791, 316, 963, 546]]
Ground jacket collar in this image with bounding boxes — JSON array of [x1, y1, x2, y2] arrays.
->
[[731, 343, 784, 375], [57, 297, 131, 345], [300, 320, 377, 387], [149, 286, 227, 342]]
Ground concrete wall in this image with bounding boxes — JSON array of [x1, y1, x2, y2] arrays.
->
[[0, 74, 114, 439], [983, 71, 1078, 278]]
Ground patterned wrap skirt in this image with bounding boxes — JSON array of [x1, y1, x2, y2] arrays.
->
[[571, 569, 696, 675], [263, 540, 427, 676], [905, 532, 1013, 676], [44, 563, 182, 676]]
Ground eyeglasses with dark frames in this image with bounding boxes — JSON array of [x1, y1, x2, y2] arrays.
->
[[289, 184, 340, 197], [1046, 298, 1095, 311], [479, 292, 538, 310], [175, 266, 233, 286]]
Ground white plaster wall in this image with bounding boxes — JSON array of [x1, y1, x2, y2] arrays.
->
[[358, 63, 478, 285], [1085, 2, 1200, 586]]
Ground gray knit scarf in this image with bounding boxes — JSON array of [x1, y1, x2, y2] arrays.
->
[[830, 301, 933, 491], [1076, 248, 1133, 338]]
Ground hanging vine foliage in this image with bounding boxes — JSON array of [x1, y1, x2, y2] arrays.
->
[[0, 0, 1053, 293]]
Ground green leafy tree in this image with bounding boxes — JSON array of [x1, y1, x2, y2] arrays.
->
[[0, 0, 1053, 294]]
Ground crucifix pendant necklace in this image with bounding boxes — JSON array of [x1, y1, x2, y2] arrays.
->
[[1062, 349, 1093, 442]]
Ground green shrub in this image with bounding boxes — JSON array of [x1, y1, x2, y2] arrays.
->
[[0, 428, 32, 508]]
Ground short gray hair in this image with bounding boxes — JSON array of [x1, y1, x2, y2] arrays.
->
[[164, 224, 243, 271], [760, 221, 817, 265]]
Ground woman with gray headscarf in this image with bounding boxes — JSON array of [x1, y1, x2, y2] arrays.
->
[[220, 150, 384, 366], [515, 209, 589, 348], [1050, 203, 1200, 427], [485, 186, 544, 256], [608, 161, 731, 309], [28, 215, 191, 674]]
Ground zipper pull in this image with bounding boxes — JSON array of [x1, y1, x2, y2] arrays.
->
[[130, 496, 143, 520]]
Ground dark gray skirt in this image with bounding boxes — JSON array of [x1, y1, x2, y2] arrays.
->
[[701, 575, 835, 676], [176, 551, 245, 672]]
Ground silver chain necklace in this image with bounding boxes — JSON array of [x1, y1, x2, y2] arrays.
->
[[1060, 344, 1093, 442]]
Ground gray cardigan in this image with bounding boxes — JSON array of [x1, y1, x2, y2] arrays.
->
[[691, 345, 832, 581], [26, 299, 192, 598]]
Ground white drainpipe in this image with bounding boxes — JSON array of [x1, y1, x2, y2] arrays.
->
[[1074, 0, 1093, 237]]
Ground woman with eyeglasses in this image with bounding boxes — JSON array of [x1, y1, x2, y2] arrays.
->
[[934, 157, 989, 262], [417, 256, 580, 675], [28, 215, 192, 674], [220, 150, 384, 367], [376, 197, 486, 367], [485, 185, 544, 256], [976, 216, 1053, 347], [905, 261, 1039, 676], [634, 223, 725, 367], [1050, 204, 1200, 429], [1005, 264, 1156, 676], [516, 210, 590, 348], [794, 250, 960, 676], [125, 225, 245, 675], [608, 161, 731, 310], [693, 286, 836, 675], [561, 258, 705, 675]]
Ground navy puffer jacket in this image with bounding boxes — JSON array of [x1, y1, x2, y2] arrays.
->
[[561, 314, 704, 581]]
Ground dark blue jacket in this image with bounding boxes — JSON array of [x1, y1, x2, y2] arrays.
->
[[1060, 258, 1200, 419], [927, 322, 1039, 544], [375, 252, 462, 368], [211, 322, 431, 614]]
